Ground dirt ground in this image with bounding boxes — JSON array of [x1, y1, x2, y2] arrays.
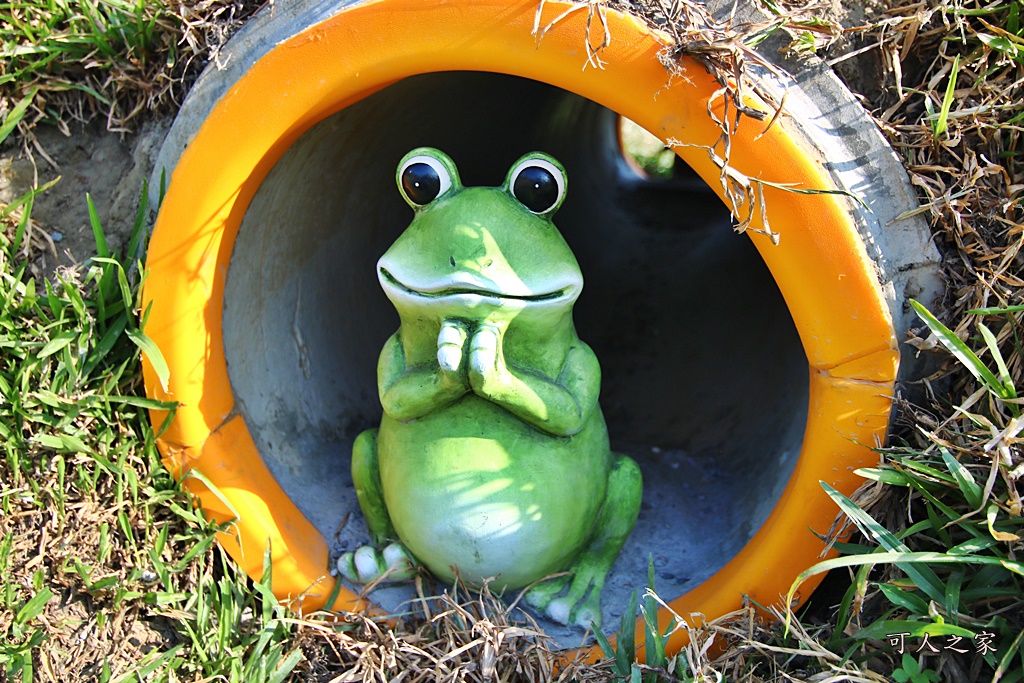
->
[[0, 117, 169, 273]]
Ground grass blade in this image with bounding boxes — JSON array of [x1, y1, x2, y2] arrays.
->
[[941, 448, 984, 510], [851, 618, 975, 641], [820, 482, 947, 605], [978, 322, 1017, 398], [0, 88, 36, 145], [592, 626, 619, 668], [878, 583, 929, 614], [126, 328, 169, 392], [125, 181, 149, 266], [15, 587, 54, 625], [934, 54, 960, 138], [86, 194, 111, 259], [910, 299, 1010, 400], [617, 589, 638, 675], [787, 549, 1024, 622], [993, 628, 1024, 681], [987, 503, 1021, 542], [109, 644, 184, 683], [945, 570, 964, 624], [969, 304, 1024, 314], [267, 648, 304, 683]]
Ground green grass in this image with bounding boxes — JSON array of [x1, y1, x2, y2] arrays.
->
[[0, 0, 264, 128], [0, 99, 307, 680], [783, 300, 1024, 682], [1, 0, 174, 82], [1, 0, 180, 123], [593, 557, 694, 683]]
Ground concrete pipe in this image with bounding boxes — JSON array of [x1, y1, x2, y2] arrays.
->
[[143, 0, 942, 652]]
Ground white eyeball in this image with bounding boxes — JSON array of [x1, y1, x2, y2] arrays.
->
[[508, 156, 566, 214], [399, 154, 454, 206]]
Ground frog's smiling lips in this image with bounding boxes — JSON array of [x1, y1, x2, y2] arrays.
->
[[379, 268, 570, 303]]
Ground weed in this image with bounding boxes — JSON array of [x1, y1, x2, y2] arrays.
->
[[927, 54, 961, 140], [0, 0, 265, 130], [786, 299, 1023, 681], [911, 299, 1019, 420], [0, 97, 307, 678], [892, 653, 940, 683], [593, 557, 694, 683]]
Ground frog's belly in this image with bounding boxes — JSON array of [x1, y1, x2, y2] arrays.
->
[[378, 397, 611, 589]]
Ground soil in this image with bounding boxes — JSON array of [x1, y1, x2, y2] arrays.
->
[[0, 117, 170, 274], [826, 0, 891, 104]]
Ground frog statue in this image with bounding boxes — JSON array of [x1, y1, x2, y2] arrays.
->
[[336, 147, 642, 628]]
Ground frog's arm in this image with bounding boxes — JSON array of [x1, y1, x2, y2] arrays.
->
[[469, 325, 599, 437], [378, 331, 468, 420]]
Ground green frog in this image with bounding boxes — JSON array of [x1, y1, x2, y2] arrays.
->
[[336, 147, 642, 628]]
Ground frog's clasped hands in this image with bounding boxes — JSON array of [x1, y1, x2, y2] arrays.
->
[[435, 319, 506, 395], [336, 148, 642, 629]]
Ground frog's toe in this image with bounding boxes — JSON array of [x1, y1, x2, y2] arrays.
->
[[571, 598, 602, 630], [524, 575, 570, 611], [382, 542, 417, 581], [336, 543, 416, 584], [543, 594, 602, 629], [545, 597, 573, 625], [336, 546, 385, 583]]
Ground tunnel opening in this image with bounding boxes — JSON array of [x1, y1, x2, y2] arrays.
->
[[221, 71, 808, 638]]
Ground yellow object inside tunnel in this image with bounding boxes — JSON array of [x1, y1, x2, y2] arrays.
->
[[142, 0, 900, 657]]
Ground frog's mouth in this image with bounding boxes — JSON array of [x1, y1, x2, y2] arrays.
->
[[379, 268, 569, 302]]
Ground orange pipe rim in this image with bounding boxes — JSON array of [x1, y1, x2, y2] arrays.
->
[[142, 0, 897, 655]]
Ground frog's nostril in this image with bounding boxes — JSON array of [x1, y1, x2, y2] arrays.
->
[[483, 259, 493, 268], [449, 256, 456, 267]]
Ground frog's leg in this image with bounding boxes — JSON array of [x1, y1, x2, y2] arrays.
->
[[338, 428, 417, 584], [351, 428, 393, 545], [522, 574, 572, 606], [525, 453, 642, 629]]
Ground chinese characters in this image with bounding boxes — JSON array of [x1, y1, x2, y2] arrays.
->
[[887, 631, 997, 656]]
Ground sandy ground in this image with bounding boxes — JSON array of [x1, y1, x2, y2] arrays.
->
[[0, 117, 170, 273]]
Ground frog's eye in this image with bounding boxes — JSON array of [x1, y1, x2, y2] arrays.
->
[[399, 155, 453, 206], [509, 158, 566, 215]]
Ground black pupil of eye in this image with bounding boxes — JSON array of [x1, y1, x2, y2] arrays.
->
[[513, 166, 558, 213], [402, 162, 442, 205]]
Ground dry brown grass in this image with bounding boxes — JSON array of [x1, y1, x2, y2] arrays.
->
[[849, 0, 1023, 531], [1, 0, 267, 134], [289, 582, 575, 682]]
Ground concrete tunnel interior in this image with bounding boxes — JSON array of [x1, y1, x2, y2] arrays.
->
[[220, 70, 809, 636]]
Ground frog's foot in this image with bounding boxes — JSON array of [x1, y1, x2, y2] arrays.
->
[[336, 543, 417, 584], [529, 560, 607, 629], [529, 453, 643, 630], [525, 572, 603, 629]]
